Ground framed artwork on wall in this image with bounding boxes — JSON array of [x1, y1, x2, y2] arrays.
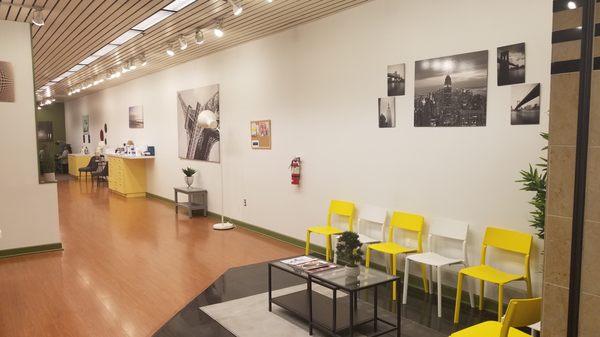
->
[[129, 105, 144, 128], [0, 61, 15, 102], [414, 50, 488, 127], [511, 83, 540, 125], [497, 43, 525, 86], [250, 120, 271, 149], [36, 121, 53, 141], [177, 84, 220, 162], [387, 63, 405, 96], [378, 97, 395, 128], [82, 115, 89, 133]]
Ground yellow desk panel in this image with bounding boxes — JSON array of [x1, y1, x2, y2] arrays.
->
[[68, 154, 92, 178], [108, 156, 148, 198]]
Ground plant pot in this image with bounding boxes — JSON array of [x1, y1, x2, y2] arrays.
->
[[184, 176, 194, 188], [344, 265, 360, 278]]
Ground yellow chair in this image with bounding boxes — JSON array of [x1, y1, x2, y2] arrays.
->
[[454, 227, 533, 323], [305, 200, 355, 261], [365, 211, 429, 300], [450, 297, 541, 337]]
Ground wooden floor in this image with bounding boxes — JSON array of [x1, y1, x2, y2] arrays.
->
[[0, 179, 302, 337]]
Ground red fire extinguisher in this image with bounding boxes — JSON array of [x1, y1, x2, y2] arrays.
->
[[290, 157, 301, 185]]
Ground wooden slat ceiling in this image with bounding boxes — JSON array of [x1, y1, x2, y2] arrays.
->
[[0, 0, 371, 100]]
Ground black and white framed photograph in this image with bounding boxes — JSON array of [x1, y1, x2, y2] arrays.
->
[[177, 84, 220, 162], [414, 50, 488, 127], [511, 83, 540, 125], [378, 97, 395, 128], [387, 63, 405, 96], [128, 105, 144, 128], [497, 43, 525, 86]]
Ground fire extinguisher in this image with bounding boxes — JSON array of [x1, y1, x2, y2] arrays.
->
[[290, 157, 301, 185]]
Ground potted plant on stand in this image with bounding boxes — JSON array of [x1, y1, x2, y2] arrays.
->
[[182, 167, 197, 188], [336, 231, 363, 278]]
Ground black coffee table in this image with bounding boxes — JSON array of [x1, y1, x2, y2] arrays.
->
[[268, 258, 401, 337]]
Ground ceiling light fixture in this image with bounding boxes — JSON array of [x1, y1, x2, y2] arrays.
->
[[31, 8, 45, 26], [178, 35, 188, 50], [195, 29, 205, 45], [567, 1, 577, 9], [166, 43, 175, 56], [214, 20, 224, 38], [227, 0, 243, 16]]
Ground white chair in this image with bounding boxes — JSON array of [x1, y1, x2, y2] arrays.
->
[[402, 217, 475, 317], [334, 204, 387, 264]]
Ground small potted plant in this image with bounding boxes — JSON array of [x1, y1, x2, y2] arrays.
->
[[335, 231, 363, 278], [182, 167, 197, 188]]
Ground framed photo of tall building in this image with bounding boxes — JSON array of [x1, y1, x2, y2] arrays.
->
[[378, 97, 395, 128], [414, 50, 488, 127]]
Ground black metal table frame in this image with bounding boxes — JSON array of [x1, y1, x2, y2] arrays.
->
[[268, 262, 401, 337]]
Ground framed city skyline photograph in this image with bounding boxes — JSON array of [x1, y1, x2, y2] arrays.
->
[[511, 83, 540, 125], [378, 97, 395, 128], [387, 63, 405, 96], [497, 43, 526, 86], [414, 50, 488, 127]]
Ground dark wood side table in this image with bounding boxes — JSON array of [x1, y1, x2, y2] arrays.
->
[[174, 187, 207, 218]]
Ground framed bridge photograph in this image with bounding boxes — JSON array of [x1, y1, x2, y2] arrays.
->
[[497, 43, 525, 86]]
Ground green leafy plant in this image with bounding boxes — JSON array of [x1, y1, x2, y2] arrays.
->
[[182, 167, 197, 177], [335, 231, 363, 267], [516, 132, 548, 239]]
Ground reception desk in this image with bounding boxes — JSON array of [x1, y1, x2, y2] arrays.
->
[[107, 154, 154, 198], [68, 154, 92, 178]]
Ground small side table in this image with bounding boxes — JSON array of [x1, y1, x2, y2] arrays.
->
[[174, 187, 207, 218]]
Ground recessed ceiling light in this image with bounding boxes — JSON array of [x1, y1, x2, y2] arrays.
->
[[93, 44, 118, 57], [567, 1, 577, 9], [80, 55, 100, 65], [163, 0, 196, 12], [132, 10, 174, 31], [68, 64, 85, 72], [111, 30, 142, 45]]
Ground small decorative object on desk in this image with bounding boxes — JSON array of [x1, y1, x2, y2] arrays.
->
[[336, 231, 363, 278], [182, 167, 197, 188]]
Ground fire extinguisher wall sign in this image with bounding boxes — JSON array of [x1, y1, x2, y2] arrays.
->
[[290, 157, 301, 185]]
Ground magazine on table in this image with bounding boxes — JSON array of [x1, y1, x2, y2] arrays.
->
[[281, 256, 338, 274]]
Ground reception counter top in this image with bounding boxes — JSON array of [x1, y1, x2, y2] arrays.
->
[[106, 153, 155, 160]]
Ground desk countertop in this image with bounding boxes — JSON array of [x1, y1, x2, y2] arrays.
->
[[106, 153, 155, 160], [68, 153, 91, 157]]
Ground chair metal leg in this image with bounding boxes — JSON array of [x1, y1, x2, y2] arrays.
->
[[365, 247, 371, 268], [428, 265, 433, 295], [392, 254, 397, 301], [453, 272, 464, 324], [497, 284, 504, 322], [305, 231, 311, 256], [526, 277, 533, 298], [437, 266, 442, 318], [479, 280, 485, 311], [402, 258, 410, 304], [420, 264, 429, 294], [325, 235, 331, 261]]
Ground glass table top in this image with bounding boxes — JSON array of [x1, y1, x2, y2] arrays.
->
[[270, 257, 399, 292]]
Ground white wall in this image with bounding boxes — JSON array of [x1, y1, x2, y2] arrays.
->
[[65, 0, 552, 297], [0, 21, 61, 250]]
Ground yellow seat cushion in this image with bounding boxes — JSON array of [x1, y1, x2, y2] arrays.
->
[[307, 226, 344, 236], [461, 265, 523, 285], [367, 242, 417, 255], [450, 321, 531, 337]]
